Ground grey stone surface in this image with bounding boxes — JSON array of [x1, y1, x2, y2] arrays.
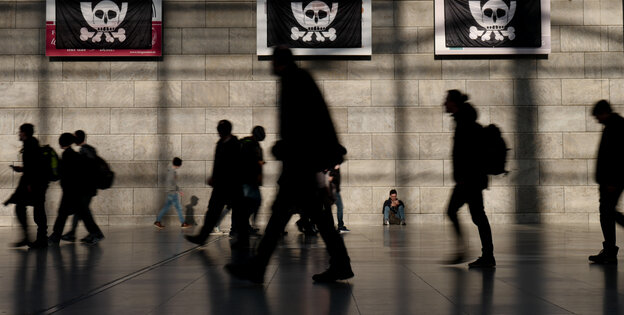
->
[[537, 106, 586, 132], [540, 160, 588, 186], [0, 83, 38, 108], [182, 81, 229, 107], [134, 135, 182, 161], [395, 1, 433, 27], [15, 56, 62, 82], [466, 80, 513, 105], [397, 55, 441, 79], [62, 108, 110, 135], [158, 55, 205, 80], [15, 1, 44, 29], [15, 109, 63, 135], [88, 135, 134, 161], [348, 107, 394, 133], [397, 107, 443, 132], [87, 82, 134, 108], [537, 53, 585, 79], [372, 80, 418, 106], [39, 82, 86, 108], [371, 134, 419, 160], [206, 2, 254, 27], [324, 80, 372, 107], [62, 62, 110, 81], [135, 81, 182, 107], [348, 55, 394, 80], [442, 60, 490, 80], [111, 109, 158, 134], [206, 107, 252, 134], [490, 59, 537, 79], [229, 81, 276, 106], [396, 160, 444, 186], [207, 55, 253, 80], [0, 56, 13, 82], [229, 28, 255, 54], [158, 108, 206, 134], [182, 28, 229, 55], [0, 2, 15, 28], [561, 26, 602, 52], [163, 2, 206, 28], [111, 62, 158, 81], [514, 80, 562, 105], [563, 133, 601, 158], [562, 79, 605, 105]]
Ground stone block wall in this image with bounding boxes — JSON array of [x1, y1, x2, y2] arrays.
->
[[0, 0, 622, 227]]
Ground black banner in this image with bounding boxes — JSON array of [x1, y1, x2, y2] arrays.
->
[[56, 0, 152, 49], [445, 0, 541, 48], [267, 0, 362, 48]]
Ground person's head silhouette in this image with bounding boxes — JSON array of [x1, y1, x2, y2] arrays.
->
[[592, 100, 613, 125], [217, 120, 232, 139], [272, 45, 295, 76]]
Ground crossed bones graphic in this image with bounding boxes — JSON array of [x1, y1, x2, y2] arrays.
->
[[290, 27, 337, 42], [469, 26, 516, 41], [80, 27, 127, 43]]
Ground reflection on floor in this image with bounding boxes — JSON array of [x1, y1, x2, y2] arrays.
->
[[0, 223, 622, 315]]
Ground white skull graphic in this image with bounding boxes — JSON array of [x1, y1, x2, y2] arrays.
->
[[80, 1, 128, 43], [303, 1, 332, 31], [468, 0, 516, 41], [481, 0, 512, 30]]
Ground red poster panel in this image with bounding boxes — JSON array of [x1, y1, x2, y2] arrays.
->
[[46, 0, 162, 57]]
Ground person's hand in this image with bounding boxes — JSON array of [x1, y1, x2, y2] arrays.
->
[[207, 177, 214, 187], [11, 165, 23, 172], [179, 191, 184, 197]]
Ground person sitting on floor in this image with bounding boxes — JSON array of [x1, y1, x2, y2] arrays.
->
[[382, 189, 406, 225]]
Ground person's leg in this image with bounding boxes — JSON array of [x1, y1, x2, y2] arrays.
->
[[308, 191, 351, 270], [610, 187, 624, 227], [65, 214, 79, 236], [335, 191, 344, 228], [172, 193, 185, 224], [15, 203, 28, 241], [194, 189, 228, 242], [254, 189, 295, 268], [398, 204, 405, 221], [80, 195, 103, 238], [50, 196, 71, 241], [447, 185, 466, 240], [32, 188, 48, 243], [466, 188, 493, 257], [383, 206, 390, 222], [156, 194, 174, 222], [599, 186, 620, 252]]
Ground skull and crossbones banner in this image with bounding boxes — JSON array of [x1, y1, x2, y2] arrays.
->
[[55, 0, 152, 49], [267, 0, 362, 48], [444, 0, 541, 48]]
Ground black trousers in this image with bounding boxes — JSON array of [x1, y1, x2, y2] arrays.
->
[[254, 180, 350, 270], [15, 186, 48, 242], [52, 194, 102, 238], [447, 184, 494, 255], [197, 186, 247, 242], [599, 185, 624, 250]]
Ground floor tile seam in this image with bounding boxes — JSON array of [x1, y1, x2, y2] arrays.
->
[[38, 236, 225, 315], [403, 264, 472, 315], [495, 276, 577, 314]]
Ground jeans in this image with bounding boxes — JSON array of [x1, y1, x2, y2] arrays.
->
[[335, 191, 344, 228], [383, 205, 405, 221], [157, 192, 185, 223], [243, 184, 262, 227], [447, 184, 494, 255], [599, 185, 624, 250]]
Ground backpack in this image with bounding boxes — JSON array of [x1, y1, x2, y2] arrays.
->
[[482, 124, 509, 175], [92, 155, 114, 190], [40, 145, 60, 182]]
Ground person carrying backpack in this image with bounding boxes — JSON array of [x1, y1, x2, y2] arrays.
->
[[444, 90, 495, 268], [59, 130, 105, 244], [5, 124, 50, 248]]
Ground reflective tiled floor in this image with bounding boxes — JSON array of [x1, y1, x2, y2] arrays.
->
[[1, 223, 623, 315]]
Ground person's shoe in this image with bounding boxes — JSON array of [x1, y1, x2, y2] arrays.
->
[[154, 221, 165, 229], [184, 234, 206, 246], [589, 249, 619, 264], [225, 262, 265, 284], [85, 234, 104, 246], [181, 222, 192, 228], [401, 220, 406, 226], [468, 256, 496, 268], [80, 235, 91, 243], [48, 234, 61, 246], [312, 266, 354, 283], [28, 239, 48, 249], [338, 226, 350, 233], [383, 220, 389, 226], [11, 238, 30, 248], [61, 233, 76, 242]]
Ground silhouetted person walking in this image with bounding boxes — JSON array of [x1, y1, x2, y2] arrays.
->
[[6, 124, 49, 248], [185, 120, 248, 248], [62, 130, 101, 241], [226, 46, 353, 283], [444, 90, 495, 268], [240, 126, 266, 233], [49, 133, 104, 245], [589, 100, 624, 264]]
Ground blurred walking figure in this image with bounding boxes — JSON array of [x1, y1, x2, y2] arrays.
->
[[240, 126, 266, 233], [226, 46, 353, 283], [185, 120, 248, 248], [62, 130, 102, 241], [49, 133, 104, 245], [444, 90, 495, 268], [154, 157, 191, 229], [589, 100, 624, 264], [6, 124, 49, 248], [331, 162, 350, 233]]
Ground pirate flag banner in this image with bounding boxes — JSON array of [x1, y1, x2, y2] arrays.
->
[[434, 0, 550, 55], [46, 0, 162, 57], [257, 0, 372, 56]]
